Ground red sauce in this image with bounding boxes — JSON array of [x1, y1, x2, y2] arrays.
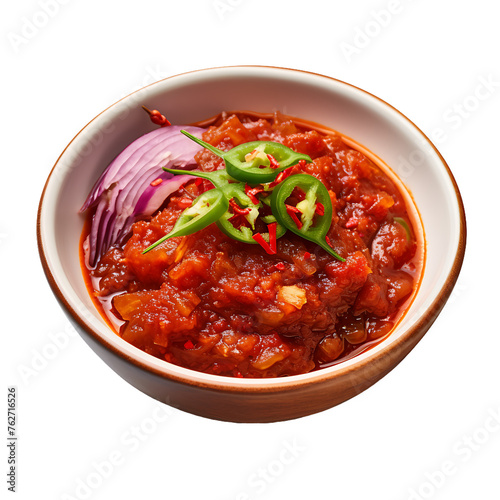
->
[[81, 112, 423, 378]]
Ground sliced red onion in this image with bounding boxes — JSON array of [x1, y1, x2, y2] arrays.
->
[[81, 125, 204, 266]]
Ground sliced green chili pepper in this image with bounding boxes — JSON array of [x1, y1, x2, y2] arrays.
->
[[157, 167, 286, 246], [147, 136, 340, 257], [142, 188, 228, 253], [181, 130, 312, 184], [270, 174, 345, 261]]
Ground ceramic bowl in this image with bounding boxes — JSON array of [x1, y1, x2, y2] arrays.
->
[[37, 66, 466, 422]]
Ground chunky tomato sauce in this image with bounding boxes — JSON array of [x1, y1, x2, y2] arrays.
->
[[82, 112, 423, 378]]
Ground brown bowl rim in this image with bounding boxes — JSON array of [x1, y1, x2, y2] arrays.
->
[[37, 65, 467, 395]]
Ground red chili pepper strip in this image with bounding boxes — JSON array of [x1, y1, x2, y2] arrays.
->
[[304, 252, 311, 260], [285, 204, 303, 229], [229, 198, 251, 216], [289, 211, 303, 229], [267, 154, 281, 169], [274, 262, 286, 271], [244, 184, 265, 205], [315, 202, 325, 216], [285, 204, 301, 214], [227, 198, 252, 229], [184, 340, 195, 349], [252, 232, 276, 255], [269, 167, 294, 188], [268, 222, 277, 254]]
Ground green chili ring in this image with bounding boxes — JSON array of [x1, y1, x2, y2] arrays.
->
[[270, 173, 345, 261], [180, 130, 312, 184], [223, 141, 312, 184], [142, 188, 228, 253]]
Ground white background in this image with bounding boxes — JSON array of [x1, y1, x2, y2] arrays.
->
[[2, 0, 500, 499]]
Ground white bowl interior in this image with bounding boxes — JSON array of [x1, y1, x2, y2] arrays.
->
[[39, 67, 462, 386]]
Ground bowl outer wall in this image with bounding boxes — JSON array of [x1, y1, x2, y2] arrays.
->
[[37, 66, 466, 422]]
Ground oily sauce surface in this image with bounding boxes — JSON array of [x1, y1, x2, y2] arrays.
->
[[83, 112, 422, 378]]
